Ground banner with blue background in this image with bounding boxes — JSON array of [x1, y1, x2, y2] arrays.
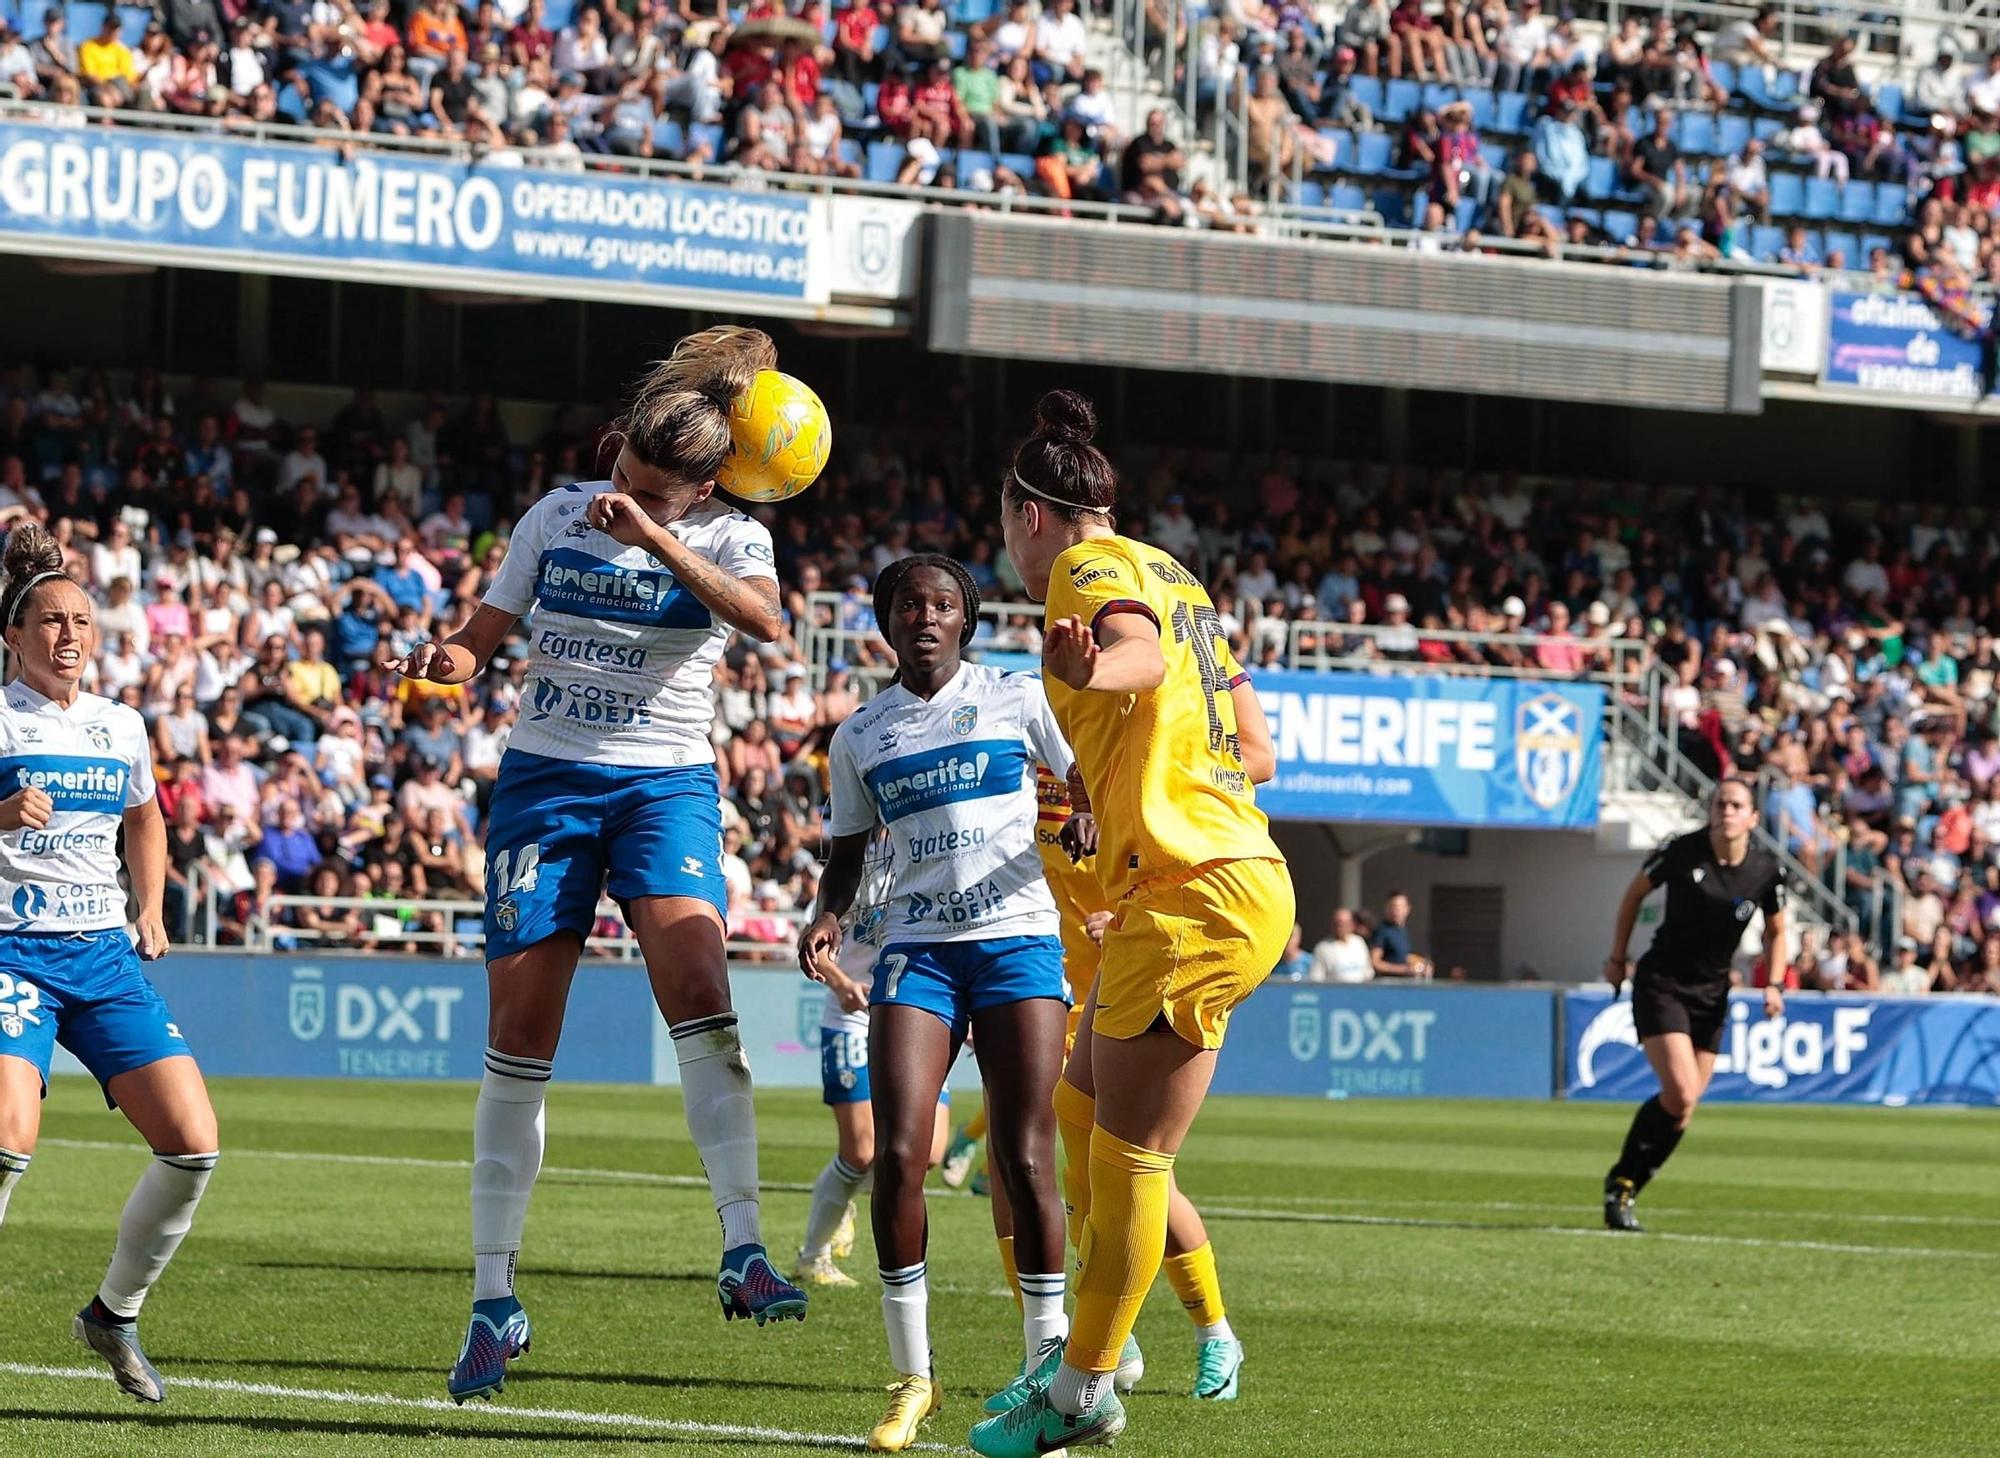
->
[[1822, 290, 1990, 402], [1215, 983, 1556, 1099], [1252, 671, 1602, 828], [0, 122, 822, 305], [1565, 989, 2000, 1105]]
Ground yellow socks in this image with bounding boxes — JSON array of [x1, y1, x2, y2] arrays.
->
[[996, 1234, 1022, 1312], [1066, 1126, 1174, 1373], [1161, 1241, 1226, 1329], [963, 1106, 989, 1142], [1051, 1078, 1096, 1253]]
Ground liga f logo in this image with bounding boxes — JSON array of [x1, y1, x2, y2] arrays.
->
[[1516, 692, 1585, 811]]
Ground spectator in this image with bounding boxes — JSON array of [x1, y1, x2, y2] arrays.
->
[[1273, 923, 1313, 980], [1309, 908, 1374, 982], [1119, 109, 1186, 223], [1532, 101, 1588, 203], [1371, 892, 1431, 978], [1628, 106, 1690, 219]]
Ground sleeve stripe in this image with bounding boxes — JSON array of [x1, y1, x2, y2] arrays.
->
[[1090, 599, 1158, 635], [1226, 672, 1250, 689]]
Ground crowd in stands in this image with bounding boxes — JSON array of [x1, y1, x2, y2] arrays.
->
[[0, 0, 1274, 224], [5, 357, 2000, 993]]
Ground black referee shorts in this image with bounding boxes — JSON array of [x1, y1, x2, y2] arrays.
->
[[1630, 971, 1729, 1054]]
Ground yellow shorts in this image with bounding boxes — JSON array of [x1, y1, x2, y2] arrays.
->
[[1092, 857, 1294, 1049]]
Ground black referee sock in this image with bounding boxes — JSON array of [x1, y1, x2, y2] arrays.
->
[[1609, 1096, 1685, 1193]]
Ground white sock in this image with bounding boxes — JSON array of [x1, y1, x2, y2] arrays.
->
[[801, 1154, 868, 1259], [1019, 1269, 1068, 1357], [879, 1261, 931, 1376], [0, 1148, 30, 1224], [1050, 1360, 1112, 1416], [1197, 1317, 1236, 1344], [672, 1014, 761, 1251], [472, 1049, 550, 1302], [98, 1152, 218, 1318]]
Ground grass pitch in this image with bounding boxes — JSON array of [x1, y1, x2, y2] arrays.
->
[[0, 1078, 1993, 1457]]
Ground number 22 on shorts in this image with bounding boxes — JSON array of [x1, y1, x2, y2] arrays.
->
[[0, 971, 42, 1038]]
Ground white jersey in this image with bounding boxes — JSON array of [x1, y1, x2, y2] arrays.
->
[[827, 662, 1072, 947], [822, 827, 894, 1036], [0, 682, 156, 933], [485, 482, 778, 768]]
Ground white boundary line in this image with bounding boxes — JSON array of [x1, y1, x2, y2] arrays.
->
[[0, 1362, 961, 1452], [39, 1137, 1999, 1260], [1228, 1192, 2000, 1228]]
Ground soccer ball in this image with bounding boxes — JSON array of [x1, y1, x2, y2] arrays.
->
[[716, 370, 831, 503]]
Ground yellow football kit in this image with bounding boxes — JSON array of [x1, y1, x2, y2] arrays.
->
[[1041, 534, 1293, 1048]]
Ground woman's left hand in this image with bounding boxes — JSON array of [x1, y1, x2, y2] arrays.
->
[[1059, 811, 1098, 862], [1762, 983, 1785, 1019], [587, 491, 663, 552], [135, 910, 169, 961]]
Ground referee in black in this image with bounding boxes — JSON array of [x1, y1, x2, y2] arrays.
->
[[1601, 778, 1788, 1231]]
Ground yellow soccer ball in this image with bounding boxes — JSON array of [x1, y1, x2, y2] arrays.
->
[[716, 370, 831, 503]]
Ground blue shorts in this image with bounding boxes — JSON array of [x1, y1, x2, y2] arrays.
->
[[870, 935, 1069, 1045], [0, 931, 192, 1103], [483, 750, 727, 959], [820, 1025, 954, 1108]]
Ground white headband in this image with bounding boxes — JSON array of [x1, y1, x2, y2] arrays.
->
[[1010, 469, 1110, 515], [5, 570, 67, 625]]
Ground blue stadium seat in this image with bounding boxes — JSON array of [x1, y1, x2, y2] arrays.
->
[[1770, 70, 1801, 102], [1320, 127, 1354, 172], [1330, 181, 1367, 211], [1450, 197, 1476, 231], [1495, 91, 1528, 133], [945, 29, 967, 59], [866, 140, 906, 183], [1463, 86, 1494, 130], [1567, 206, 1601, 226], [869, 23, 889, 51], [1348, 75, 1384, 116], [1381, 79, 1420, 123], [1602, 209, 1638, 242], [1768, 170, 1804, 216], [1750, 224, 1786, 260], [1802, 175, 1838, 219], [67, 2, 109, 41], [1536, 203, 1564, 230], [1353, 130, 1392, 175], [1478, 140, 1506, 171], [1709, 60, 1737, 96], [1874, 185, 1910, 227], [652, 118, 684, 155], [1822, 229, 1859, 265], [955, 148, 993, 183], [862, 81, 880, 114], [1798, 227, 1824, 257], [1583, 154, 1616, 201], [1717, 114, 1750, 156], [1421, 82, 1457, 115], [1752, 116, 1784, 142], [1838, 181, 1874, 223], [1370, 186, 1410, 226], [1859, 231, 1893, 261], [1000, 150, 1036, 176], [1295, 180, 1325, 208], [116, 4, 148, 45], [541, 0, 576, 27], [689, 122, 724, 156], [1874, 82, 1904, 121], [840, 138, 865, 168], [1676, 111, 1715, 155]]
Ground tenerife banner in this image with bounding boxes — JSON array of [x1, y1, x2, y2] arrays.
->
[[1252, 671, 1603, 828], [0, 120, 825, 309], [1565, 989, 2000, 1105]]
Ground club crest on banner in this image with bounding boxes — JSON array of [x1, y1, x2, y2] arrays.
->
[[1516, 692, 1585, 810]]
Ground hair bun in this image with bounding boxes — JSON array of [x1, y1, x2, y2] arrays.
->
[[3, 522, 62, 583], [1032, 389, 1097, 448]]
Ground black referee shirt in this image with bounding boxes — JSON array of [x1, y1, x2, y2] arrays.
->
[[1636, 830, 1785, 987]]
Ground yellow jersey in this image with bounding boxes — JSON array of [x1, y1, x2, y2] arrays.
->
[[1042, 534, 1281, 903], [1035, 763, 1109, 994]]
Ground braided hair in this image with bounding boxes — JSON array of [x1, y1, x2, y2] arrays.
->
[[873, 554, 981, 685]]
